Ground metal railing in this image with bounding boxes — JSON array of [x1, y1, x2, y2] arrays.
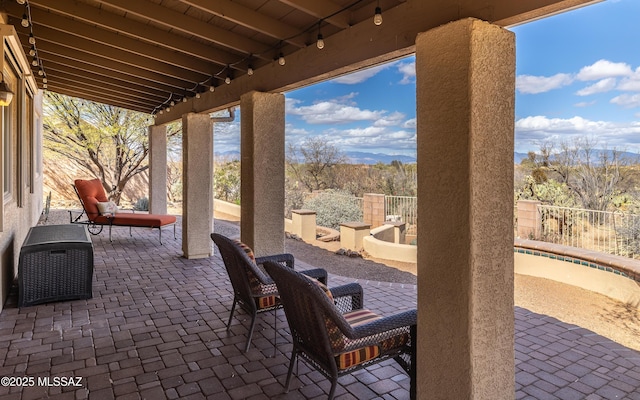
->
[[538, 205, 640, 259], [385, 195, 418, 236]]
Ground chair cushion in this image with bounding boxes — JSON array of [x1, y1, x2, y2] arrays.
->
[[75, 178, 108, 220], [336, 345, 380, 370], [332, 309, 409, 370], [94, 213, 176, 226], [327, 309, 381, 352], [96, 201, 118, 216], [304, 274, 334, 302], [257, 295, 279, 309], [233, 240, 256, 263]]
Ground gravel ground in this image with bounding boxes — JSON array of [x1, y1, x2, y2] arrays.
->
[[213, 218, 417, 284]]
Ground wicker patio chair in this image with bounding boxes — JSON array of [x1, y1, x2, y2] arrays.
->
[[263, 260, 416, 400], [210, 233, 328, 352]]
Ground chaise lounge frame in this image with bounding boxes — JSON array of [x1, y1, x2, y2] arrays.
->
[[71, 178, 176, 244]]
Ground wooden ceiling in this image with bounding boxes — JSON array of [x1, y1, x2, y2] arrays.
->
[[0, 0, 599, 124]]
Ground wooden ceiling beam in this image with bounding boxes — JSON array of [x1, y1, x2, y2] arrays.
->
[[180, 0, 307, 48], [156, 0, 598, 124], [44, 74, 162, 107], [42, 66, 169, 102], [4, 3, 220, 77], [28, 39, 197, 91], [11, 20, 209, 83], [5, 10, 219, 76], [277, 0, 351, 29], [27, 0, 241, 69], [93, 0, 271, 59], [45, 83, 155, 112]]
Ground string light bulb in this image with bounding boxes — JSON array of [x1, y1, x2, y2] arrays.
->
[[170, 100, 175, 106], [195, 92, 201, 99], [42, 77, 47, 83], [31, 58, 38, 67], [278, 53, 285, 66], [225, 75, 231, 84], [29, 46, 35, 56], [182, 96, 187, 103], [21, 13, 29, 28], [209, 85, 215, 92], [247, 65, 254, 76], [316, 33, 325, 49], [17, 0, 26, 5], [28, 33, 35, 45], [316, 21, 325, 49], [374, 5, 383, 26]]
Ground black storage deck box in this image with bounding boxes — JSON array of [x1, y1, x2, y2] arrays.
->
[[18, 224, 94, 307]]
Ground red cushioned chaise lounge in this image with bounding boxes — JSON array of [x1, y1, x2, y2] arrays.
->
[[73, 178, 176, 244]]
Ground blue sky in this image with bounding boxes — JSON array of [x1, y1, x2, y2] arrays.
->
[[215, 0, 640, 159]]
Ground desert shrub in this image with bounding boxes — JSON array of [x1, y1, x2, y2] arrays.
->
[[302, 190, 362, 230], [134, 197, 149, 211]]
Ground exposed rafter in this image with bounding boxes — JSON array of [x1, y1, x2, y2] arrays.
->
[[0, 0, 601, 117]]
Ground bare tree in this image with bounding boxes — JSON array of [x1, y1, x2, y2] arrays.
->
[[286, 138, 347, 192], [43, 92, 153, 204], [535, 138, 627, 211]]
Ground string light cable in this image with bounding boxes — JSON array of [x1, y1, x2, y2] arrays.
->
[[151, 0, 382, 115]]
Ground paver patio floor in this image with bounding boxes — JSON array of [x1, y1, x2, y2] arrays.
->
[[0, 219, 638, 399]]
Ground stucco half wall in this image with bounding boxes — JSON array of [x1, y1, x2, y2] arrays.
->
[[515, 252, 640, 307]]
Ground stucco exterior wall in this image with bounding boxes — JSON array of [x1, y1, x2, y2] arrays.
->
[[0, 88, 43, 311]]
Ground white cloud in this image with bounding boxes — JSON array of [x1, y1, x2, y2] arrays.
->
[[374, 111, 406, 127], [574, 100, 596, 108], [516, 73, 574, 94], [516, 115, 610, 133], [333, 64, 391, 84], [576, 59, 632, 81], [288, 101, 383, 124], [576, 77, 617, 96], [514, 115, 640, 153], [617, 67, 640, 91], [403, 118, 416, 129], [397, 62, 415, 84], [611, 93, 640, 108]]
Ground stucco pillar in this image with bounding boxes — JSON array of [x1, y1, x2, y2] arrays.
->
[[182, 113, 214, 259], [148, 124, 167, 215], [517, 200, 542, 239], [416, 18, 515, 399], [240, 91, 285, 257], [363, 193, 385, 228]]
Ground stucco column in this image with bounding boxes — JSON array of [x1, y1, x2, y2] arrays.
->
[[148, 124, 167, 215], [240, 91, 285, 257], [416, 19, 515, 399], [182, 113, 214, 259]]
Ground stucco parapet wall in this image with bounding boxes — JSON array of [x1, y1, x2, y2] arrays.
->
[[514, 238, 640, 284], [363, 225, 416, 264], [291, 209, 316, 215]]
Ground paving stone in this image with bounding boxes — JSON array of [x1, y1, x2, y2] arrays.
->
[[0, 220, 638, 400]]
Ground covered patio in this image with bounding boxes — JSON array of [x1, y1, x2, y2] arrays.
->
[[0, 0, 615, 398], [0, 221, 639, 399]]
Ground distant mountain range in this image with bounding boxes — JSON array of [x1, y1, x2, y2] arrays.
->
[[215, 150, 640, 165], [214, 150, 417, 165], [514, 150, 640, 165]]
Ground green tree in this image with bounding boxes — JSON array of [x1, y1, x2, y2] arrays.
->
[[214, 159, 241, 203], [43, 93, 153, 204]]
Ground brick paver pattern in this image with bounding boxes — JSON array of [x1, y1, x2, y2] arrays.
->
[[0, 219, 638, 399]]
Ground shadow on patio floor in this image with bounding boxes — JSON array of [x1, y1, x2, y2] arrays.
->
[[0, 211, 637, 399]]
